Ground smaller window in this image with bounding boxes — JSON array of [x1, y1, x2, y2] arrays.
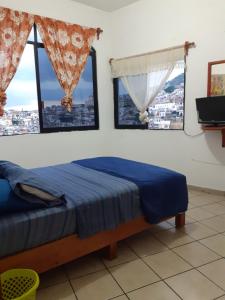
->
[[114, 63, 185, 130]]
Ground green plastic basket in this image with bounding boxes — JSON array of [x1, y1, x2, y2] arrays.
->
[[0, 269, 39, 300]]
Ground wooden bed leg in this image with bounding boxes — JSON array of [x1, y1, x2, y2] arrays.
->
[[175, 213, 185, 228], [105, 242, 117, 260]]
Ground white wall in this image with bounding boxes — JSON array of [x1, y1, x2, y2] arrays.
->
[[109, 0, 225, 191], [0, 0, 225, 191], [0, 0, 113, 167]]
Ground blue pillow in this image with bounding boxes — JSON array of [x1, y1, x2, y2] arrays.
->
[[0, 179, 43, 215]]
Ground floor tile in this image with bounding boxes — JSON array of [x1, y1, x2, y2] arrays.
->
[[187, 202, 196, 209], [71, 270, 123, 300], [188, 190, 204, 198], [180, 222, 217, 240], [200, 234, 225, 256], [203, 203, 225, 216], [149, 221, 174, 233], [186, 207, 215, 221], [190, 193, 225, 205], [113, 296, 128, 300], [154, 228, 194, 248], [173, 241, 220, 267], [37, 282, 76, 300], [39, 267, 68, 289], [198, 259, 225, 289], [188, 195, 215, 207], [127, 281, 180, 300], [143, 250, 192, 279], [103, 242, 137, 267], [165, 269, 224, 300], [65, 254, 105, 280], [126, 231, 168, 257], [109, 259, 159, 292], [201, 215, 225, 233], [188, 199, 210, 209], [202, 194, 225, 203]]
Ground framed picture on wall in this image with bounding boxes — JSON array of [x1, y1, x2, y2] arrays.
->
[[208, 60, 225, 96]]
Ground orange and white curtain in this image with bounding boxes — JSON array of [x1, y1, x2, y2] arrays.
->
[[35, 16, 98, 112], [0, 6, 100, 116], [0, 7, 34, 116]]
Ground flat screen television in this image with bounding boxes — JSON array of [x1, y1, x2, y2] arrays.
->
[[196, 96, 225, 125]]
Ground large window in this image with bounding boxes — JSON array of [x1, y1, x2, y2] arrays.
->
[[114, 64, 185, 130], [0, 25, 99, 136]]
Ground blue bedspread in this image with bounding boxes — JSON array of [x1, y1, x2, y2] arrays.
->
[[74, 157, 188, 223]]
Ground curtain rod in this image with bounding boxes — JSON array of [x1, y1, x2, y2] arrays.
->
[[109, 41, 196, 63], [97, 28, 103, 40]]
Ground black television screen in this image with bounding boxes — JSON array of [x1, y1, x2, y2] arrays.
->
[[196, 96, 225, 125]]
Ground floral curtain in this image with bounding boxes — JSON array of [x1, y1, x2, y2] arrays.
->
[[35, 16, 97, 112], [0, 7, 34, 116]]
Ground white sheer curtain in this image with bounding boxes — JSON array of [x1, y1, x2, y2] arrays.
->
[[121, 66, 175, 123], [111, 47, 185, 123]]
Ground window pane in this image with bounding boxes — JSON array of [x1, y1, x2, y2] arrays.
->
[[1, 44, 39, 136], [116, 64, 185, 130], [37, 29, 42, 43], [27, 27, 34, 42], [117, 80, 142, 126], [148, 66, 184, 130], [38, 47, 97, 129], [28, 26, 42, 43]]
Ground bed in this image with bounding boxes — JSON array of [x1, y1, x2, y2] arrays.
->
[[0, 157, 188, 274]]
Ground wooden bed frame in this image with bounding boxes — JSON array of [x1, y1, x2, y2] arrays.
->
[[0, 213, 185, 274]]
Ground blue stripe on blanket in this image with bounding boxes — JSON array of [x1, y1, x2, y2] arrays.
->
[[33, 163, 140, 238]]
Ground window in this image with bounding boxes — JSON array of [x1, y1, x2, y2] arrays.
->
[[1, 25, 99, 136], [114, 63, 185, 130]]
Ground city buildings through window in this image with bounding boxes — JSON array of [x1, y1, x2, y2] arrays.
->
[[1, 25, 99, 136]]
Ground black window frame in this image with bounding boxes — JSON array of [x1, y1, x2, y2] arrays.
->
[[27, 24, 99, 134], [113, 65, 186, 131]]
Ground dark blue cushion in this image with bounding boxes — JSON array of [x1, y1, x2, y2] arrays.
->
[[0, 179, 42, 215]]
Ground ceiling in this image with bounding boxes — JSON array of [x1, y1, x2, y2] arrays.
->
[[72, 0, 141, 12]]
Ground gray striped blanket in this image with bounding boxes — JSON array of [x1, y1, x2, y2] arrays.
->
[[0, 163, 141, 258]]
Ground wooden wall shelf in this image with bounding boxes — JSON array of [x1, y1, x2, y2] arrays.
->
[[202, 126, 225, 147]]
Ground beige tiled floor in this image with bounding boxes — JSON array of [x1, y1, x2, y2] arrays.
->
[[109, 259, 160, 292], [165, 269, 224, 300], [65, 253, 106, 280], [71, 270, 123, 300], [103, 242, 138, 268], [126, 231, 168, 257], [173, 241, 220, 267], [37, 189, 225, 300]]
